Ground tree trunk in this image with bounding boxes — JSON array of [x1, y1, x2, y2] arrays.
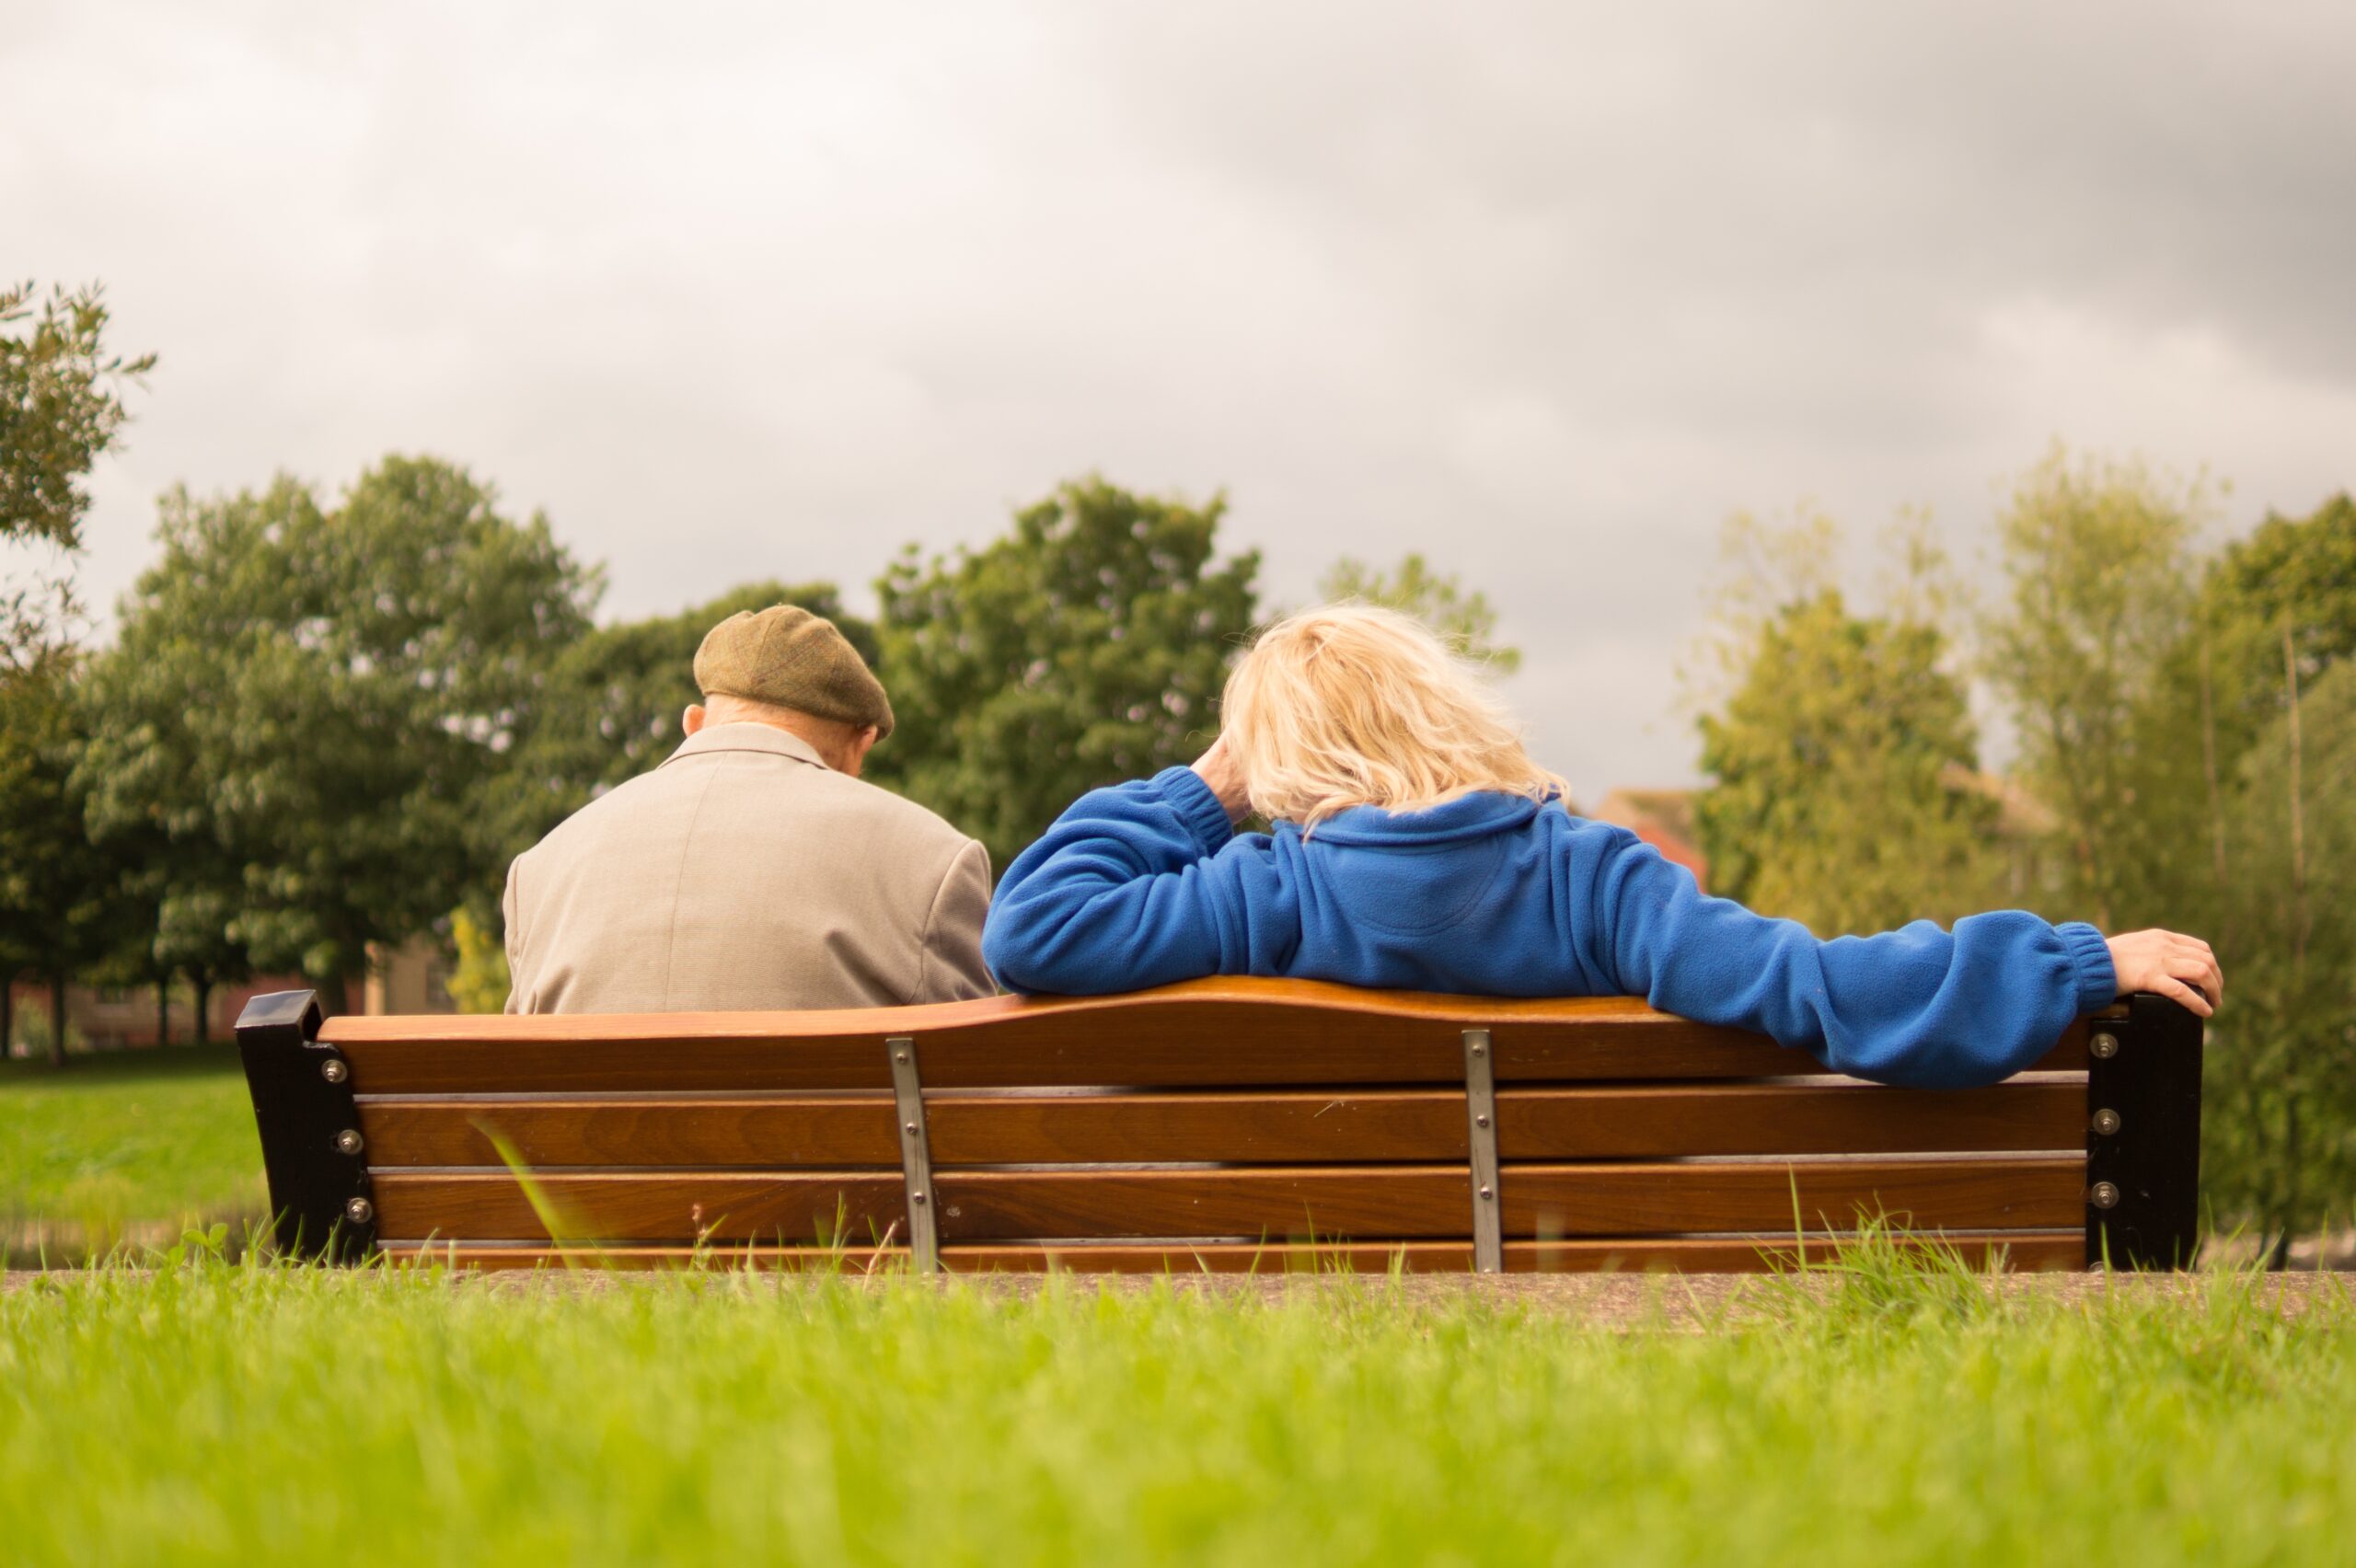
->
[[1, 977, 13, 1059], [2283, 624, 2309, 974], [192, 974, 213, 1046], [317, 967, 350, 1019], [156, 977, 171, 1049], [2199, 624, 2227, 893], [46, 970, 67, 1066]]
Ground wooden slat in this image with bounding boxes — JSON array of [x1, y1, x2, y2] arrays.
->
[[371, 1171, 907, 1243], [371, 1158, 2080, 1242], [359, 1081, 2087, 1169], [937, 1159, 2081, 1239], [947, 1234, 2090, 1274], [385, 1233, 2086, 1274], [1500, 1082, 2084, 1159], [320, 977, 2087, 1093], [359, 1098, 902, 1168], [378, 1240, 910, 1273]]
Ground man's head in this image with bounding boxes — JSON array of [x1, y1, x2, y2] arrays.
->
[[685, 605, 893, 777]]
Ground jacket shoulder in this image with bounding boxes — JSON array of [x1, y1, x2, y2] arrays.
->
[[826, 773, 985, 864]]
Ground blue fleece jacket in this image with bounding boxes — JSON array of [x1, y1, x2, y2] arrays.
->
[[982, 768, 2119, 1089]]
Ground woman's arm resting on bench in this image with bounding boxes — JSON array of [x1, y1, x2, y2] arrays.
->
[[983, 769, 1294, 994], [1590, 836, 2202, 1089]]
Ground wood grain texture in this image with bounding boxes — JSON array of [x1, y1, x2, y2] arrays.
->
[[371, 1171, 907, 1243], [320, 976, 2085, 1093], [359, 1081, 2087, 1169], [935, 1159, 2081, 1239], [359, 1098, 903, 1168], [387, 1233, 2086, 1274], [371, 1157, 2079, 1242]]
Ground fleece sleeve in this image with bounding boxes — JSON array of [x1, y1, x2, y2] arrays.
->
[[982, 768, 1295, 995], [1587, 831, 2118, 1089]]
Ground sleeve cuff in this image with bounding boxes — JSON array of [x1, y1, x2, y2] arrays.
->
[[2056, 921, 2117, 1012], [1152, 767, 1236, 856]]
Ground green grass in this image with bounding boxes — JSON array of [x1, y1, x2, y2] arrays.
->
[[2, 1246, 2350, 1565], [0, 1046, 264, 1252]]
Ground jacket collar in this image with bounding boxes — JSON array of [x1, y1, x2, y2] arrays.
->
[[661, 721, 829, 772], [1290, 790, 1549, 847]]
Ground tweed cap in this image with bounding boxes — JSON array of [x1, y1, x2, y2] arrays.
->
[[693, 605, 895, 739]]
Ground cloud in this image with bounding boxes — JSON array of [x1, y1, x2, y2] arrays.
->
[[8, 0, 2351, 798]]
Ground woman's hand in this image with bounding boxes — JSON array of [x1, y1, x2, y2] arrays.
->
[[1189, 733, 1253, 824], [2106, 928, 2223, 1017]]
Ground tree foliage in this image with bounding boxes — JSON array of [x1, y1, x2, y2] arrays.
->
[[0, 653, 138, 1061], [1981, 471, 2355, 1241], [869, 477, 1259, 871], [79, 457, 598, 1011], [0, 282, 154, 659], [2142, 493, 2356, 1241], [2200, 659, 2356, 1239], [1316, 553, 1521, 672], [1692, 513, 1998, 936], [1981, 446, 2208, 929]]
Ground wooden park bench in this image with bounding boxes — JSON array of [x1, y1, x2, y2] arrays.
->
[[234, 978, 2204, 1274]]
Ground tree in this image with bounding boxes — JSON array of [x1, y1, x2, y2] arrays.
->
[[78, 457, 598, 1013], [2152, 494, 2356, 1249], [1981, 445, 2209, 928], [869, 477, 1260, 870], [2200, 659, 2356, 1244], [1691, 513, 1998, 936], [0, 653, 139, 1062], [1315, 553, 1521, 672], [0, 282, 154, 660]]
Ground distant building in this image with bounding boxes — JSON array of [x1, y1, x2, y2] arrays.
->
[[1587, 788, 1709, 891], [5, 975, 325, 1055], [5, 938, 454, 1057]]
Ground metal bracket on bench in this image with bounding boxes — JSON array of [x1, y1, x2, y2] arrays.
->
[[235, 990, 375, 1263], [1463, 1028, 1503, 1274], [2085, 993, 2205, 1270], [885, 1036, 941, 1274]]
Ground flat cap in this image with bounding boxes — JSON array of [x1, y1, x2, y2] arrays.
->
[[693, 605, 895, 740]]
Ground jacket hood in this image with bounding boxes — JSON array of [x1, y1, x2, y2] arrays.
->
[[1288, 790, 1552, 848]]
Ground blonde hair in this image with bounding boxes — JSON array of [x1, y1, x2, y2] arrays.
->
[[1221, 603, 1562, 828]]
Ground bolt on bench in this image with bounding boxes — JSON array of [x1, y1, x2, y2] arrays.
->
[[235, 978, 2203, 1273]]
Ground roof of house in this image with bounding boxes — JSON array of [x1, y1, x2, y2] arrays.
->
[[1588, 787, 1709, 891]]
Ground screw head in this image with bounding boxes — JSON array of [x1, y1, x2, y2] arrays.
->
[[320, 1058, 349, 1084], [910, 1192, 928, 1205], [2089, 1182, 2120, 1210], [344, 1196, 374, 1225], [1478, 1184, 1494, 1200], [2090, 1032, 2120, 1060], [334, 1128, 364, 1156], [905, 1122, 919, 1136], [2091, 1109, 2122, 1136], [895, 1051, 909, 1064], [1470, 1043, 1485, 1057], [1474, 1114, 1491, 1129]]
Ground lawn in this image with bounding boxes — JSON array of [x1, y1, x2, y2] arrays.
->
[[0, 1046, 264, 1257], [2, 1250, 2349, 1566]]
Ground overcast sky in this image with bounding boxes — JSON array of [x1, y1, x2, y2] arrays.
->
[[10, 1, 2353, 800]]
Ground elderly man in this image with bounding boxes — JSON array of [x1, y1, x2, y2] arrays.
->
[[503, 605, 993, 1012]]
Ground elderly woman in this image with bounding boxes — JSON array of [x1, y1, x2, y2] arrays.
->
[[980, 605, 2222, 1090]]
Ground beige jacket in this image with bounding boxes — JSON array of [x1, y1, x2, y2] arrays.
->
[[503, 723, 993, 1013]]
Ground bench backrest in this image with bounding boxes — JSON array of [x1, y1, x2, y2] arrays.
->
[[234, 978, 2204, 1273]]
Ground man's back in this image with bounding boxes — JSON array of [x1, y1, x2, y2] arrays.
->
[[504, 722, 992, 1013]]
